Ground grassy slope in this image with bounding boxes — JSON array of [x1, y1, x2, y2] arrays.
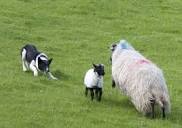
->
[[0, 0, 181, 127]]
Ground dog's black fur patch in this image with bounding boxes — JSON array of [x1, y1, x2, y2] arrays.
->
[[21, 44, 40, 63]]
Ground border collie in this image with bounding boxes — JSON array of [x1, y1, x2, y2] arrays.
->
[[21, 44, 57, 80]]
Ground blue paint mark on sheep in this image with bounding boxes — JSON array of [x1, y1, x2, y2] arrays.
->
[[121, 43, 128, 49], [119, 41, 130, 49], [119, 40, 135, 50]]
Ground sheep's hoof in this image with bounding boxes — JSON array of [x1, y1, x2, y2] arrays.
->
[[162, 107, 166, 119], [145, 112, 155, 119], [112, 80, 116, 88], [112, 85, 116, 88]]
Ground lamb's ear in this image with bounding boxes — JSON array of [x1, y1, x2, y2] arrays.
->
[[93, 63, 97, 68], [48, 58, 53, 65]]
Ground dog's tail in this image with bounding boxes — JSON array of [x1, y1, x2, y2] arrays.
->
[[20, 47, 24, 57]]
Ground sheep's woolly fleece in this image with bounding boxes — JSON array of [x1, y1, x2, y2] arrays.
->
[[84, 69, 103, 88], [112, 40, 170, 114]]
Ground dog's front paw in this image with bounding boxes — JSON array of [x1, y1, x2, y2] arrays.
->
[[23, 69, 28, 72], [50, 76, 58, 80], [52, 77, 58, 80], [47, 72, 58, 80], [34, 72, 38, 76]]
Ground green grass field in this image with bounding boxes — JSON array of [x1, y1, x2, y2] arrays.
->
[[0, 0, 182, 127]]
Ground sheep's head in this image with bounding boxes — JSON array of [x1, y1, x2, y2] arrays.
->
[[110, 44, 117, 63], [93, 64, 105, 77], [110, 44, 117, 53], [110, 40, 134, 52]]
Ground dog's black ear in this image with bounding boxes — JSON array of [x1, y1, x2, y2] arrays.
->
[[48, 58, 53, 65]]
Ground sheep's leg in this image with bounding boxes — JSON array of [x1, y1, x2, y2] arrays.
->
[[110, 56, 112, 63], [85, 87, 88, 96], [90, 88, 94, 101], [98, 88, 102, 101], [150, 99, 155, 118], [112, 79, 116, 88], [162, 107, 165, 118]]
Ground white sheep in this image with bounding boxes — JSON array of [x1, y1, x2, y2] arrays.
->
[[84, 64, 105, 101], [111, 40, 170, 118]]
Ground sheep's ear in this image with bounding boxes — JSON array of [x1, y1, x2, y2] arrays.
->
[[112, 44, 117, 48], [93, 63, 97, 68], [48, 58, 53, 65], [111, 44, 117, 51]]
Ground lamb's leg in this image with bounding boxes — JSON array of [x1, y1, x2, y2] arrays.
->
[[95, 88, 99, 101], [162, 107, 165, 118], [90, 88, 94, 101], [85, 87, 88, 96], [98, 88, 102, 101], [112, 79, 116, 88], [150, 99, 155, 118]]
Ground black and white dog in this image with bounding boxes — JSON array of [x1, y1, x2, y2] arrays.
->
[[21, 44, 57, 80]]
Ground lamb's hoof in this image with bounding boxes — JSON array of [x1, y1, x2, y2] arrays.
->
[[97, 99, 101, 102]]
